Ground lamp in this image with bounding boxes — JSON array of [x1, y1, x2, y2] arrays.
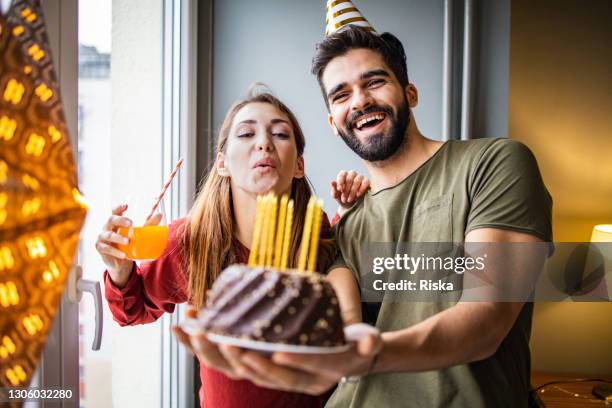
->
[[591, 224, 612, 242]]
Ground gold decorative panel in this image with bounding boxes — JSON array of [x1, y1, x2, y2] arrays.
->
[[0, 0, 87, 389]]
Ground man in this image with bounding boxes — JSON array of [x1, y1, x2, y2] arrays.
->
[[178, 10, 552, 408]]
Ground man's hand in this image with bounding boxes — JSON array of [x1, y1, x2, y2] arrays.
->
[[331, 170, 370, 216], [218, 324, 382, 395]]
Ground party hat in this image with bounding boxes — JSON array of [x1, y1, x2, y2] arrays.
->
[[325, 0, 375, 36]]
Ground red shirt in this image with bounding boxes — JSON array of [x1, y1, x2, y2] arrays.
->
[[104, 218, 333, 408]]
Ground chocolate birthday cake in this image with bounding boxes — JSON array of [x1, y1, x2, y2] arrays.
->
[[197, 194, 346, 349], [200, 264, 345, 347]]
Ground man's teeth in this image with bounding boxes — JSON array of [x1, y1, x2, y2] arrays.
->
[[356, 113, 385, 129]]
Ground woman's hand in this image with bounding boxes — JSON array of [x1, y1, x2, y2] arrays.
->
[[172, 308, 241, 380], [95, 204, 134, 287], [331, 170, 370, 217]]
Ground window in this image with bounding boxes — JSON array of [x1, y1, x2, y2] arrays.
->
[[23, 1, 198, 405]]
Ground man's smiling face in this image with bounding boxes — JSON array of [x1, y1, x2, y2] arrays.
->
[[322, 48, 410, 162]]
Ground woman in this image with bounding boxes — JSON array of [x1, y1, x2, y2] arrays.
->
[[96, 87, 367, 408]]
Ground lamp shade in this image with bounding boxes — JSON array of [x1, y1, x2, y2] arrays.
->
[[591, 224, 612, 242]]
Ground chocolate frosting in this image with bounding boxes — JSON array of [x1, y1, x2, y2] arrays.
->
[[200, 265, 346, 347]]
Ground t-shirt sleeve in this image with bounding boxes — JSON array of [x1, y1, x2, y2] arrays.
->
[[466, 139, 553, 241]]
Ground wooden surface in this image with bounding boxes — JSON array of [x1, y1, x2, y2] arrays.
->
[[531, 373, 612, 407]]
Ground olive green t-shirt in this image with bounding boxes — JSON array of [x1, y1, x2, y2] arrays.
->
[[326, 138, 552, 408]]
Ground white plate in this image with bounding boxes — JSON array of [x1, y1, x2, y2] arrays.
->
[[206, 333, 351, 354], [179, 319, 378, 354]]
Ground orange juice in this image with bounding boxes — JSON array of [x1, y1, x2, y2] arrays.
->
[[117, 225, 169, 260]]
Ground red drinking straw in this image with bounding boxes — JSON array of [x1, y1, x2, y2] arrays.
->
[[145, 158, 184, 221]]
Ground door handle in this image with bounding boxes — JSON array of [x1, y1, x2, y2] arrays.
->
[[68, 265, 103, 350]]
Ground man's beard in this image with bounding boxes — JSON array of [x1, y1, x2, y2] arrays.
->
[[337, 99, 409, 162]]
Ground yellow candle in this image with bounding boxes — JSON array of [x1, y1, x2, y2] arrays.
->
[[280, 200, 294, 271], [274, 194, 289, 268], [258, 194, 271, 266], [297, 197, 316, 272], [265, 196, 278, 267], [307, 200, 323, 272], [248, 195, 263, 266]]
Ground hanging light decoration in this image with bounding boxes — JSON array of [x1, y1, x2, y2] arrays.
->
[[0, 0, 87, 388]]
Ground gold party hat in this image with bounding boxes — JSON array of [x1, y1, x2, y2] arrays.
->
[[325, 0, 376, 36]]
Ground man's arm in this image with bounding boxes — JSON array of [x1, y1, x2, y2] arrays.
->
[[375, 227, 542, 373], [379, 302, 521, 371], [326, 267, 363, 326]]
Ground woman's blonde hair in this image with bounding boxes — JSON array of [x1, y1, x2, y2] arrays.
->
[[184, 86, 335, 308]]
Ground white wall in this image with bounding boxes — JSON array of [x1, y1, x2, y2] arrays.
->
[[111, 1, 163, 406], [510, 0, 612, 376]]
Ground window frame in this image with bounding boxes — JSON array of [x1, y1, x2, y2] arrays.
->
[[160, 0, 202, 407], [34, 0, 203, 406]]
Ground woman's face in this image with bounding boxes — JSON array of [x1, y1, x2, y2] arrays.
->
[[217, 102, 304, 196]]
